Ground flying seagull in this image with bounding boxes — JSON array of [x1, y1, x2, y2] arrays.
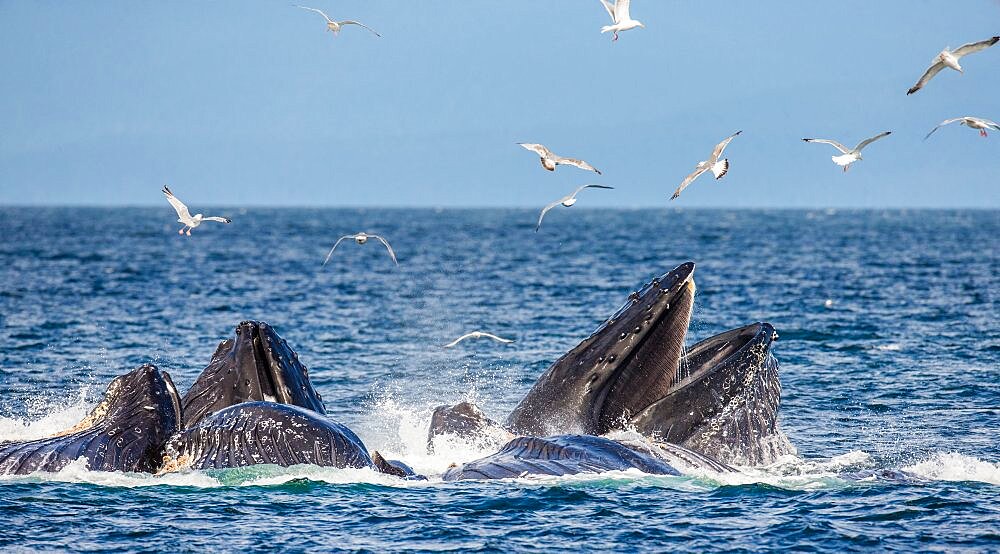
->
[[294, 5, 381, 37], [670, 131, 741, 200], [924, 116, 1000, 139], [323, 232, 397, 266], [803, 132, 892, 172], [907, 36, 999, 95], [443, 331, 515, 348], [599, 0, 644, 41], [161, 186, 231, 236], [517, 143, 602, 175], [536, 184, 614, 232]]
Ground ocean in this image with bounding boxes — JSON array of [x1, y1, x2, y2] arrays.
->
[[0, 207, 997, 552]]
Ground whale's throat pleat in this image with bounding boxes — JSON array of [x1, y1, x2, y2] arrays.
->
[[598, 281, 694, 430]]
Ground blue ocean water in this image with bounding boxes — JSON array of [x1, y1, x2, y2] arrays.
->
[[0, 207, 997, 552]]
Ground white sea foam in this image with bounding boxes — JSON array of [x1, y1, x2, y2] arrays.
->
[[0, 386, 95, 442], [904, 452, 1000, 485]]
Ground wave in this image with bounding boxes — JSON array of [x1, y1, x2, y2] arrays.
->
[[904, 452, 1000, 485], [1, 388, 996, 489]]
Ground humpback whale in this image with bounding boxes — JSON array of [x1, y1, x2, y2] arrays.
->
[[162, 402, 374, 471], [507, 262, 696, 436], [429, 262, 795, 466], [442, 435, 733, 481], [0, 364, 182, 475], [181, 320, 327, 428]]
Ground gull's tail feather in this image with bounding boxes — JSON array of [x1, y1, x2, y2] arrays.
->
[[711, 159, 730, 180]]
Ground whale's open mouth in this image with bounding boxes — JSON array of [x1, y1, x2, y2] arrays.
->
[[629, 322, 783, 461], [181, 321, 326, 428], [506, 262, 696, 435]]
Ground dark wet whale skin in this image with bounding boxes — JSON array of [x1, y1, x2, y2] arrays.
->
[[0, 364, 182, 475], [165, 402, 373, 471], [441, 435, 733, 481], [181, 321, 327, 428], [630, 322, 791, 466]]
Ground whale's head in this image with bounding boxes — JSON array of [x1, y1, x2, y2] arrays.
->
[[629, 321, 790, 465], [0, 364, 182, 475], [506, 262, 696, 435], [181, 320, 327, 428]]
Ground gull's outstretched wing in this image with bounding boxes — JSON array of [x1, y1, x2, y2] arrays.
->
[[536, 199, 563, 232], [202, 216, 232, 224], [599, 0, 616, 21], [573, 184, 614, 197], [924, 118, 965, 140], [983, 118, 1000, 131], [295, 5, 334, 23], [802, 138, 852, 154], [372, 234, 398, 266], [518, 143, 551, 157], [443, 332, 476, 348], [671, 167, 708, 200], [445, 331, 514, 348], [952, 36, 999, 58], [340, 20, 381, 37], [555, 156, 602, 175], [477, 332, 514, 344], [162, 186, 192, 221], [708, 130, 742, 163], [323, 235, 354, 266], [854, 131, 891, 152], [615, 0, 631, 21], [907, 61, 946, 95]]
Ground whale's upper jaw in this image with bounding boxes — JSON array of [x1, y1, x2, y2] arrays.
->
[[181, 321, 326, 428], [506, 262, 696, 436]]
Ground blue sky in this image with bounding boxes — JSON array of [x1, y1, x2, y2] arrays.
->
[[1, 1, 998, 208]]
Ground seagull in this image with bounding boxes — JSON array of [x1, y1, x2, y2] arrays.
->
[[803, 132, 891, 172], [323, 232, 397, 266], [924, 117, 1000, 139], [161, 186, 231, 236], [670, 131, 741, 200], [907, 36, 999, 95], [599, 0, 644, 41], [517, 143, 601, 175], [294, 5, 381, 37], [536, 184, 614, 232], [443, 331, 515, 348]]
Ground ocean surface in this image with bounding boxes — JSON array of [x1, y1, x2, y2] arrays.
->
[[0, 207, 997, 552]]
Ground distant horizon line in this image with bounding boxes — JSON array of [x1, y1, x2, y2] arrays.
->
[[0, 203, 997, 211]]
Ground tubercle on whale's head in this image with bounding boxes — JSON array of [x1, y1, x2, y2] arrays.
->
[[505, 261, 696, 436]]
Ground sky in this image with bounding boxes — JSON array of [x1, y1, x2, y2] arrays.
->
[[0, 1, 998, 208]]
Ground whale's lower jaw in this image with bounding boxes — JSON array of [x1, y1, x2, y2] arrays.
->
[[441, 435, 730, 481], [162, 402, 373, 472]]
